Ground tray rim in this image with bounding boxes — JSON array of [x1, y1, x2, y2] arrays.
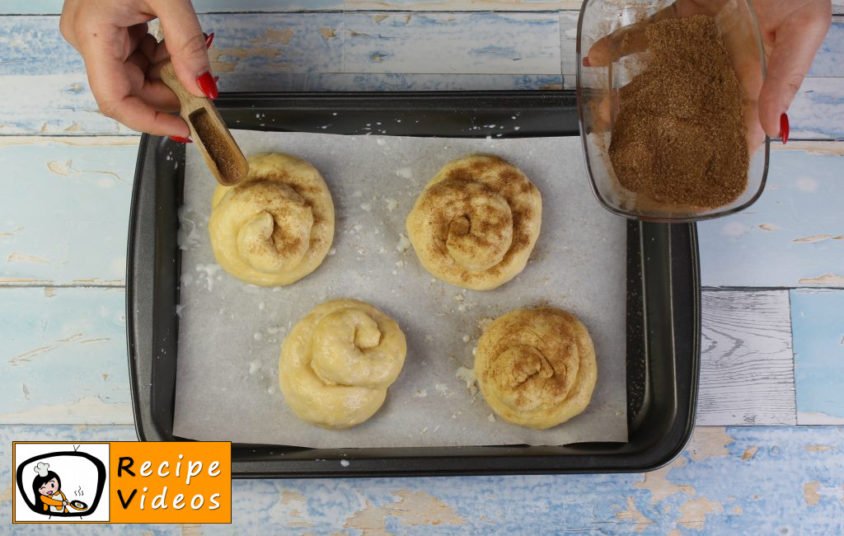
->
[[126, 89, 700, 477]]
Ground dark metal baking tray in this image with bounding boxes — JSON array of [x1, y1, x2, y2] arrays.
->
[[127, 91, 700, 477]]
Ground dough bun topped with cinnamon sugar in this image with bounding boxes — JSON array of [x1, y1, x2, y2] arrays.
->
[[475, 306, 597, 429], [208, 153, 334, 286], [405, 154, 542, 291]]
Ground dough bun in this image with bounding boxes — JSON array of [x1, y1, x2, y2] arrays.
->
[[209, 152, 334, 286], [475, 306, 597, 429], [279, 299, 407, 429], [405, 155, 542, 290]]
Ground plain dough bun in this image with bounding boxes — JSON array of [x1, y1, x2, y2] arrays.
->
[[279, 299, 407, 429], [475, 307, 597, 429], [405, 155, 542, 291], [208, 153, 334, 286]]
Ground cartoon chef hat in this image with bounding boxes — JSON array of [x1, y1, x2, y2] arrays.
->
[[34, 462, 50, 477]]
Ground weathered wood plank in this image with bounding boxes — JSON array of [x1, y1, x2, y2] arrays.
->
[[0, 287, 132, 425], [0, 137, 136, 285], [8, 13, 839, 79], [0, 285, 799, 428], [2, 425, 843, 533], [786, 77, 844, 140], [1, 0, 842, 14], [0, 74, 137, 135], [0, 1, 341, 14], [812, 17, 844, 77], [698, 290, 796, 426], [2, 13, 839, 79], [7, 70, 827, 136], [5, 139, 840, 287], [341, 12, 561, 74], [791, 289, 844, 425], [0, 15, 842, 137], [699, 144, 844, 288], [0, 1, 587, 15]]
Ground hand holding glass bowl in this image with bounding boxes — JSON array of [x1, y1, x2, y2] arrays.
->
[[576, 0, 832, 222]]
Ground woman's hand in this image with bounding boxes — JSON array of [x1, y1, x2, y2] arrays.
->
[[60, 0, 217, 137], [585, 0, 832, 142], [754, 0, 831, 140]]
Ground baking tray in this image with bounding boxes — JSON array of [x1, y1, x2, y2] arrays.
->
[[127, 90, 700, 477]]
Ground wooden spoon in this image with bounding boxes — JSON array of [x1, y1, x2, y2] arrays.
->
[[160, 62, 248, 186]]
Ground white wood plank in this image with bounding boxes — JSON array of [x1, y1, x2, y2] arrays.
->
[[0, 74, 137, 136], [698, 290, 796, 426]]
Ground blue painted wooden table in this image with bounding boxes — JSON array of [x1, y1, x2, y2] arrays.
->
[[2, 1, 843, 533]]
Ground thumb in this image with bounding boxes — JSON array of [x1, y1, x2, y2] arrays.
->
[[153, 0, 215, 98], [758, 13, 830, 138]]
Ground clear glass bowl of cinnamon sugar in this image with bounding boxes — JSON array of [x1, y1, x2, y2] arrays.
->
[[576, 0, 770, 222]]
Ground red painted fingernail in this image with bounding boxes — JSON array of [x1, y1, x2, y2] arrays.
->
[[196, 71, 218, 99], [169, 135, 192, 144], [582, 56, 591, 67], [779, 113, 789, 145], [205, 32, 215, 49]]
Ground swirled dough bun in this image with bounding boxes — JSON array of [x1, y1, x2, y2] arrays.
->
[[475, 307, 597, 429], [279, 299, 407, 429], [208, 153, 334, 286], [405, 155, 542, 290]]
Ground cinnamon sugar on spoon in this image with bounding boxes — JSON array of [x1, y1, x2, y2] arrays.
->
[[609, 15, 748, 209]]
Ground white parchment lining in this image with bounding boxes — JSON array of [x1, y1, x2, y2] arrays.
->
[[173, 131, 628, 447]]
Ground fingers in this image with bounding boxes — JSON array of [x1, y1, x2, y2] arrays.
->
[[59, 0, 82, 49], [125, 22, 149, 60], [126, 47, 151, 76], [138, 79, 181, 112], [82, 28, 188, 136], [743, 99, 767, 155], [584, 2, 678, 66], [59, 1, 189, 135], [125, 49, 181, 112], [757, 9, 831, 138], [101, 93, 188, 136], [584, 0, 724, 67], [151, 39, 174, 65], [139, 33, 160, 62], [150, 0, 214, 97], [585, 22, 650, 67], [147, 33, 212, 82]]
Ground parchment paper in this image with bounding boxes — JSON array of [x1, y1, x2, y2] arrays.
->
[[173, 131, 628, 447]]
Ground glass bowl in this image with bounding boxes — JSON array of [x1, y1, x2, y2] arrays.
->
[[576, 0, 770, 222]]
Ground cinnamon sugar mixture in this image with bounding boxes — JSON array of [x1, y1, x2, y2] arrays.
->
[[609, 15, 748, 208]]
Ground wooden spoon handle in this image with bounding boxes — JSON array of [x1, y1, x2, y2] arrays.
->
[[160, 62, 248, 186]]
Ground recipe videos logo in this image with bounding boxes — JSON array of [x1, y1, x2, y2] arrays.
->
[[12, 442, 231, 524]]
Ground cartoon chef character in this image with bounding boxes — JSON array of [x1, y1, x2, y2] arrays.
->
[[32, 462, 69, 514]]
